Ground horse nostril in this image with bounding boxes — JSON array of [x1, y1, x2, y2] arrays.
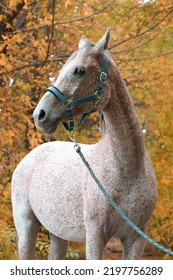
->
[[38, 109, 46, 121]]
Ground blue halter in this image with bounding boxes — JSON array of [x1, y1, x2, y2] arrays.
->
[[46, 52, 108, 132]]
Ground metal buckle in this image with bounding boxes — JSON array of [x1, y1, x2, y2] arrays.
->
[[69, 131, 76, 142], [65, 101, 73, 110], [100, 71, 107, 83], [94, 91, 101, 100]]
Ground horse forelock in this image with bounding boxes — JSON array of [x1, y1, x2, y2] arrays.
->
[[65, 44, 94, 66]]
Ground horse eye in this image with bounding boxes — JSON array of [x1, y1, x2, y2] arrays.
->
[[74, 67, 85, 76]]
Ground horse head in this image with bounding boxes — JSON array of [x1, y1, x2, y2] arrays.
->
[[33, 28, 111, 134]]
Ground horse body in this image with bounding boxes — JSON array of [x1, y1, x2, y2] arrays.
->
[[12, 29, 157, 259]]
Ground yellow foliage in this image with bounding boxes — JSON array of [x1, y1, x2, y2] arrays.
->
[[0, 0, 173, 259], [65, 0, 73, 8]]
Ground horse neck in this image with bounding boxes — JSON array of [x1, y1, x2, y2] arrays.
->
[[101, 64, 146, 173]]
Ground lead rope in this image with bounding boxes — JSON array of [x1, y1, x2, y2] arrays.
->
[[71, 138, 173, 257]]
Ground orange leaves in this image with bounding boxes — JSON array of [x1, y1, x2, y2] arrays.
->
[[1, 130, 15, 146], [0, 0, 173, 259], [65, 0, 73, 9], [0, 54, 13, 71], [26, 117, 43, 150], [41, 12, 53, 26]]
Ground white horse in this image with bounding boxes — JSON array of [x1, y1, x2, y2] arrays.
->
[[12, 29, 157, 260]]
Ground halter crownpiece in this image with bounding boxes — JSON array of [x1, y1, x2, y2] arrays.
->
[[46, 52, 109, 132]]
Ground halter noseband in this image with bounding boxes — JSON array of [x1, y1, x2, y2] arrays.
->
[[46, 52, 108, 132]]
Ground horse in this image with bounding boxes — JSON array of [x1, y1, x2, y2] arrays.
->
[[11, 28, 157, 260]]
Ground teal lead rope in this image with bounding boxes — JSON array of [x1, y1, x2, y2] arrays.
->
[[74, 143, 173, 257]]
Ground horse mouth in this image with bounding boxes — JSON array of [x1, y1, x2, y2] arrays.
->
[[38, 118, 60, 135], [47, 118, 61, 134]]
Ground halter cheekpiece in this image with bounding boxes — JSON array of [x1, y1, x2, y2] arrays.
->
[[45, 52, 108, 132]]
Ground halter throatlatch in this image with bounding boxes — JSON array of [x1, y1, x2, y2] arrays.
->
[[46, 52, 108, 132]]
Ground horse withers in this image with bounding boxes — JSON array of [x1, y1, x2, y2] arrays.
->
[[12, 29, 157, 260]]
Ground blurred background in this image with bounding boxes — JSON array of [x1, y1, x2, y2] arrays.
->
[[0, 0, 173, 259]]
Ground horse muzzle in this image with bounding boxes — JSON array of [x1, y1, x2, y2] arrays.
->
[[33, 92, 65, 134]]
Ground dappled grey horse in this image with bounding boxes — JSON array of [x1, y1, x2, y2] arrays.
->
[[12, 29, 157, 259]]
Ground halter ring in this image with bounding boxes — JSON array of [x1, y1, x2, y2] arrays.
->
[[100, 71, 107, 83], [65, 101, 73, 110]]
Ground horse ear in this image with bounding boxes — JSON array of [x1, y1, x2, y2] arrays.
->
[[92, 28, 110, 53], [78, 35, 89, 49]]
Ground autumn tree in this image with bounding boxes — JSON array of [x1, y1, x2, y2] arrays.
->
[[0, 0, 173, 259]]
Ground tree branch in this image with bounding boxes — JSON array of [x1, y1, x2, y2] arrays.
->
[[43, 0, 56, 65], [3, 1, 115, 34], [109, 7, 173, 50], [55, 0, 115, 25], [10, 57, 64, 73], [111, 17, 170, 54], [9, 63, 36, 73], [5, 0, 25, 26], [116, 50, 173, 62]]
